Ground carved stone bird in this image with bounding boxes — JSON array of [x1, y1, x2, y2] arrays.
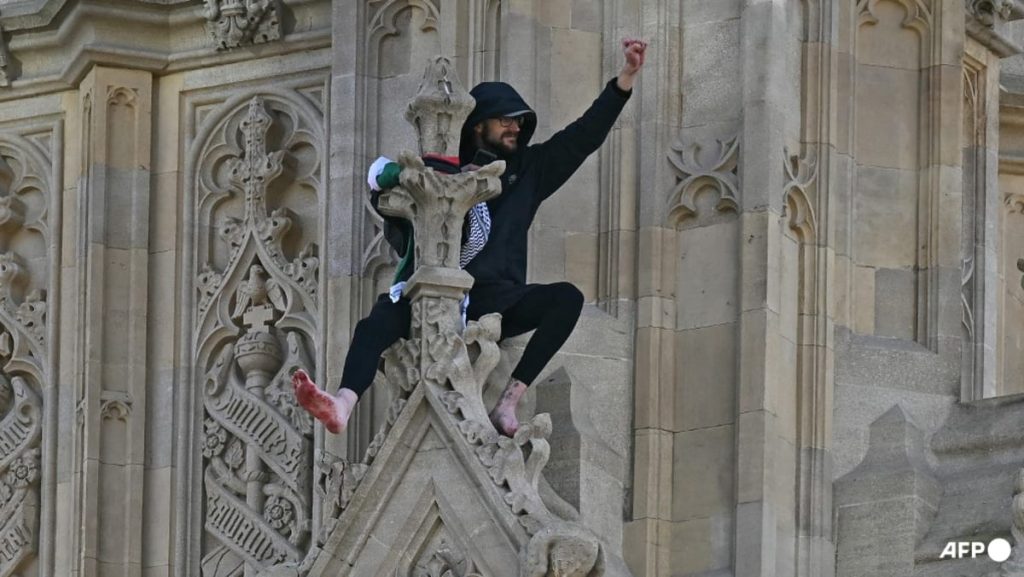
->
[[233, 264, 268, 318], [233, 264, 286, 318]]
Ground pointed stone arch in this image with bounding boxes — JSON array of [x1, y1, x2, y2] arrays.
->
[[857, 0, 932, 35]]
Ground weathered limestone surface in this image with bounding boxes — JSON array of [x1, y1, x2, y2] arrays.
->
[[2, 1, 1024, 577]]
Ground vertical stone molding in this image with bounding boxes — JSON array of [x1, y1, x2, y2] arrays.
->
[[204, 0, 283, 51], [186, 90, 325, 577], [848, 0, 962, 349], [999, 181, 1024, 393], [72, 66, 152, 577], [960, 51, 1002, 401], [465, 0, 502, 86], [782, 143, 836, 577]]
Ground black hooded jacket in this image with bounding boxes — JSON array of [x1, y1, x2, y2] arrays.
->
[[458, 78, 632, 315]]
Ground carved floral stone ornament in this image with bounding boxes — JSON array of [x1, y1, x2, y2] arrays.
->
[[204, 0, 282, 50], [666, 133, 740, 225], [0, 374, 42, 577]]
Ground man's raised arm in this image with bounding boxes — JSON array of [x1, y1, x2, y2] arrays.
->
[[533, 38, 648, 202]]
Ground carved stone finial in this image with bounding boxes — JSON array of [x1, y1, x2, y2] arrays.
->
[[380, 152, 503, 269], [231, 98, 285, 225], [405, 56, 477, 157]]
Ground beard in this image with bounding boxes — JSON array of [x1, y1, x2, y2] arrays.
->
[[482, 128, 519, 156]]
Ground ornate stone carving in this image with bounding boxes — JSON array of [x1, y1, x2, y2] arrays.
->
[[313, 451, 367, 543], [409, 541, 482, 577], [523, 523, 605, 577], [368, 0, 440, 42], [782, 147, 818, 240], [204, 0, 282, 51], [1006, 193, 1024, 215], [99, 395, 132, 422], [857, 0, 932, 31], [377, 56, 503, 274], [405, 56, 476, 156], [0, 142, 49, 359], [666, 134, 739, 225], [968, 0, 1016, 27], [191, 93, 324, 577], [0, 131, 52, 577], [377, 153, 503, 272], [0, 375, 41, 577]]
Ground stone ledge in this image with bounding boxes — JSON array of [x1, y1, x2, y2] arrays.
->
[[0, 0, 330, 97]]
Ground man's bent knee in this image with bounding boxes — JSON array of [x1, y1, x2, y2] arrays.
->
[[553, 282, 584, 313]]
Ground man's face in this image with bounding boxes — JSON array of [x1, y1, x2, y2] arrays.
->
[[474, 117, 522, 156]]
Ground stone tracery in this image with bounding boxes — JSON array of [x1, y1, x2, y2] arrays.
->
[[191, 93, 324, 577]]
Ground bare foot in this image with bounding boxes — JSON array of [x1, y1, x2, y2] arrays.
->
[[489, 378, 527, 437], [292, 369, 357, 434], [489, 406, 520, 437]]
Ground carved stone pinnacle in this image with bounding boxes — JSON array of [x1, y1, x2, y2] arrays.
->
[[405, 56, 476, 157], [378, 58, 505, 322]]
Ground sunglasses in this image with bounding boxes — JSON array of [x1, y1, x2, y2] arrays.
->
[[496, 116, 527, 128]]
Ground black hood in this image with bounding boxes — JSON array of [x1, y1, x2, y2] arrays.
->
[[459, 82, 537, 165]]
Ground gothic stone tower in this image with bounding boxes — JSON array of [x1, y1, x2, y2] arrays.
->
[[0, 1, 1023, 577]]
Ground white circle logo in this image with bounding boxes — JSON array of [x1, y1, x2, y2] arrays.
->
[[988, 538, 1012, 563]]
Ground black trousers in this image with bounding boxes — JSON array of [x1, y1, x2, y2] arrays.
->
[[339, 282, 584, 397]]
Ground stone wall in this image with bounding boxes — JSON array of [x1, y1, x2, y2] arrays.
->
[[1, 1, 1024, 577]]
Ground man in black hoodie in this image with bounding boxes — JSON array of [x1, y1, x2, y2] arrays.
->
[[462, 38, 647, 436]]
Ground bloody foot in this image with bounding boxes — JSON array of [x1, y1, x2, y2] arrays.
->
[[292, 369, 357, 434]]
